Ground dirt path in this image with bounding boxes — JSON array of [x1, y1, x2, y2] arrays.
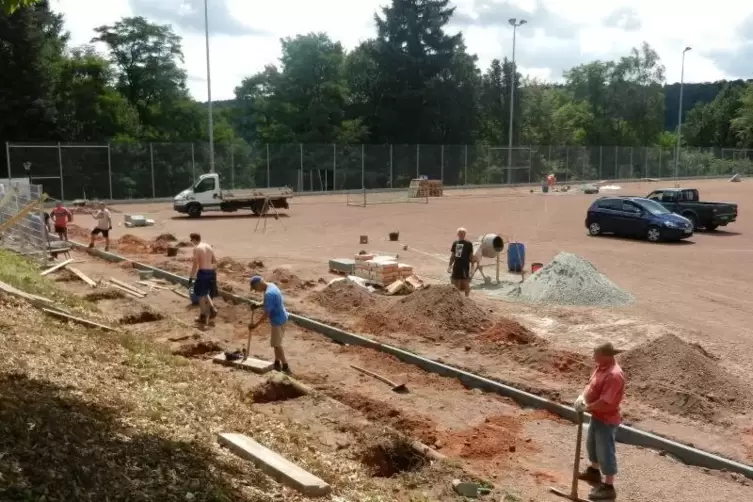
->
[[51, 251, 753, 501]]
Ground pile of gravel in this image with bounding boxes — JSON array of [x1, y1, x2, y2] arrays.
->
[[511, 252, 634, 307]]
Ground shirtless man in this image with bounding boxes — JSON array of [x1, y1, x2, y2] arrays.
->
[[188, 233, 218, 327]]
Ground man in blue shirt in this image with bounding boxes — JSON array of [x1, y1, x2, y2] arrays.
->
[[249, 275, 290, 374]]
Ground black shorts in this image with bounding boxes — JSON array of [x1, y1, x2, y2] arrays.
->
[[91, 228, 110, 238], [451, 265, 470, 280], [54, 225, 67, 234]]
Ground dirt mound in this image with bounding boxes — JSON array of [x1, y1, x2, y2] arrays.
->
[[619, 334, 753, 420], [155, 233, 177, 242], [309, 280, 379, 312], [512, 252, 634, 307], [439, 415, 532, 460], [66, 224, 92, 241], [363, 285, 491, 338], [216, 257, 248, 273], [270, 268, 314, 291], [116, 234, 151, 254], [250, 378, 306, 403], [477, 319, 540, 345]]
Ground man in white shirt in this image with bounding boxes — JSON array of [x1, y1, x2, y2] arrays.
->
[[88, 202, 112, 251]]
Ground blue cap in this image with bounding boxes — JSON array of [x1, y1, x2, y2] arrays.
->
[[249, 275, 263, 286]]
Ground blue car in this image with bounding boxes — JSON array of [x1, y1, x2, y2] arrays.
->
[[585, 197, 694, 242]]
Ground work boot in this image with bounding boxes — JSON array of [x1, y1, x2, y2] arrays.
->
[[578, 467, 602, 484], [282, 363, 291, 375], [589, 483, 616, 500], [195, 314, 207, 326], [273, 360, 282, 372]]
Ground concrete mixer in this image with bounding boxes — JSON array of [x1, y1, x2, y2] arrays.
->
[[472, 234, 505, 284]]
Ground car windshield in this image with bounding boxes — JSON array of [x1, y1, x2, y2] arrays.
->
[[636, 199, 670, 215]]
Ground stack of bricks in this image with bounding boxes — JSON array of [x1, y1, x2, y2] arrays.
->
[[409, 179, 443, 197], [398, 263, 413, 278], [354, 254, 403, 286]]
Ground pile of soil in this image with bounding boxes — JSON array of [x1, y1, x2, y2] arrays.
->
[[116, 234, 151, 254], [438, 415, 531, 460], [619, 334, 753, 420], [216, 257, 249, 273], [362, 285, 491, 338], [270, 268, 314, 291], [66, 224, 92, 241], [309, 280, 379, 312], [512, 252, 634, 307], [477, 319, 540, 345]]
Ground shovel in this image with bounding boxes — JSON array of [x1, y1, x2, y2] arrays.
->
[[243, 310, 255, 361], [351, 365, 408, 393], [550, 412, 593, 502]]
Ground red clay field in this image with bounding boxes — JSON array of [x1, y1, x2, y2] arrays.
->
[[61, 177, 753, 500]]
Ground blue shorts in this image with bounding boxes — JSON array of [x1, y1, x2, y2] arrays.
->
[[194, 269, 217, 298], [587, 417, 618, 476]]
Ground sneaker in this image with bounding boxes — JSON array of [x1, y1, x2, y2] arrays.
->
[[282, 363, 291, 375], [578, 467, 602, 484], [104, 246, 109, 252], [589, 483, 616, 500], [195, 315, 207, 326], [88, 243, 94, 249], [273, 360, 282, 372]]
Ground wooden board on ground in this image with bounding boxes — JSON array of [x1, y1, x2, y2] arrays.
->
[[68, 266, 97, 287], [217, 433, 331, 497], [42, 308, 117, 332], [0, 280, 54, 306], [109, 277, 147, 295], [108, 282, 145, 298], [40, 258, 74, 276], [212, 353, 273, 374], [171, 287, 190, 299]]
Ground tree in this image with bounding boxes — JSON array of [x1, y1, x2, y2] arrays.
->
[[92, 17, 188, 128], [684, 84, 743, 148], [731, 83, 753, 148], [1, 0, 39, 15]]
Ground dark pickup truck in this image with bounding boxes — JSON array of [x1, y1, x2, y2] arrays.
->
[[644, 188, 737, 231]]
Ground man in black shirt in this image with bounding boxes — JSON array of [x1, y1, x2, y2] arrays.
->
[[448, 227, 476, 297]]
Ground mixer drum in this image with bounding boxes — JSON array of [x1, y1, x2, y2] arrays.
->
[[477, 234, 504, 259]]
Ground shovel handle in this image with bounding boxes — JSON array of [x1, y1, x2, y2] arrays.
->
[[571, 411, 584, 497], [350, 365, 398, 387]]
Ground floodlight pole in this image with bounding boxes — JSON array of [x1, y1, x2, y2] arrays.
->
[[673, 46, 691, 187], [204, 0, 215, 173], [507, 18, 527, 184]]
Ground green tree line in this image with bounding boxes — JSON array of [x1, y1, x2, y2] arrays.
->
[[2, 0, 753, 198]]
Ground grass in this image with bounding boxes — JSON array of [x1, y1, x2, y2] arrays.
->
[[0, 251, 400, 501], [0, 249, 91, 310]]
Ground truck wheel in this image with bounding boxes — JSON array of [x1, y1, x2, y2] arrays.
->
[[250, 200, 268, 216], [187, 204, 202, 218], [646, 226, 662, 242], [683, 212, 698, 230]]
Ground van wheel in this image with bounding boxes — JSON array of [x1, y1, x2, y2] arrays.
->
[[647, 226, 662, 242], [588, 222, 602, 236], [187, 204, 202, 218]]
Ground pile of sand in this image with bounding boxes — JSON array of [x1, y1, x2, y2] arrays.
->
[[310, 280, 378, 312], [620, 334, 753, 421], [512, 252, 634, 307], [363, 285, 492, 338]]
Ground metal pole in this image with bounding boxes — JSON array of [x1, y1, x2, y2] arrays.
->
[[57, 142, 64, 201], [299, 143, 303, 192], [629, 146, 634, 179], [416, 144, 419, 177], [6, 141, 11, 180], [599, 146, 602, 179], [464, 144, 468, 185], [361, 144, 366, 206], [507, 19, 526, 184], [191, 143, 196, 183], [644, 147, 649, 178], [150, 143, 155, 198], [266, 143, 270, 188], [230, 144, 235, 189], [674, 47, 691, 186], [332, 143, 336, 192], [440, 144, 444, 182], [204, 0, 215, 173], [614, 146, 618, 177], [389, 144, 393, 188], [107, 142, 113, 199], [528, 147, 532, 183]]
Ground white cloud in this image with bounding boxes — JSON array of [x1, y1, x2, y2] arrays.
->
[[51, 0, 753, 101]]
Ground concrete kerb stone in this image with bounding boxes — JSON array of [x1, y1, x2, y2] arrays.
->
[[69, 241, 753, 480]]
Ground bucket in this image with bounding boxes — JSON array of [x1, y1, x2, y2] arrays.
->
[[189, 286, 200, 305], [542, 185, 549, 193], [507, 243, 526, 272], [531, 262, 543, 273]]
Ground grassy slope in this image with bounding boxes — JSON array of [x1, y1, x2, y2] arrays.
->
[[0, 250, 390, 501]]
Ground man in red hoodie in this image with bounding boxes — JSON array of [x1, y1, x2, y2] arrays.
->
[[574, 342, 625, 501]]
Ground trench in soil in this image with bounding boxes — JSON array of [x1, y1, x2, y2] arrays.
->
[[119, 310, 164, 325], [361, 437, 428, 477], [250, 379, 306, 403]]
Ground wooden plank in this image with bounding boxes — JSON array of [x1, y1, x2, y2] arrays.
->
[[217, 433, 331, 497], [109, 277, 147, 295], [212, 354, 273, 374], [108, 282, 145, 298], [42, 308, 118, 332], [171, 287, 191, 299], [68, 266, 97, 287], [0, 280, 53, 305], [40, 258, 74, 276]]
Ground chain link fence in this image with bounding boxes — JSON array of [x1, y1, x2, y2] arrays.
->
[[6, 142, 753, 201], [0, 181, 48, 263]]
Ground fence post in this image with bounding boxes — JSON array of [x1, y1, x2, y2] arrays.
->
[[361, 144, 366, 206], [107, 142, 113, 199], [565, 147, 570, 181], [191, 143, 196, 183], [440, 144, 444, 183], [299, 143, 303, 192], [57, 142, 64, 201], [464, 145, 468, 185], [230, 144, 235, 189], [5, 141, 11, 180], [599, 146, 603, 179], [644, 147, 648, 178], [547, 145, 552, 165], [266, 144, 270, 188], [629, 147, 634, 179], [416, 144, 420, 177], [389, 144, 393, 189], [332, 143, 336, 192], [614, 146, 618, 178], [150, 143, 155, 198], [528, 147, 532, 183]]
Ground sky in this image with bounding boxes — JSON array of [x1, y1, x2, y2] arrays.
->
[[51, 0, 753, 102]]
